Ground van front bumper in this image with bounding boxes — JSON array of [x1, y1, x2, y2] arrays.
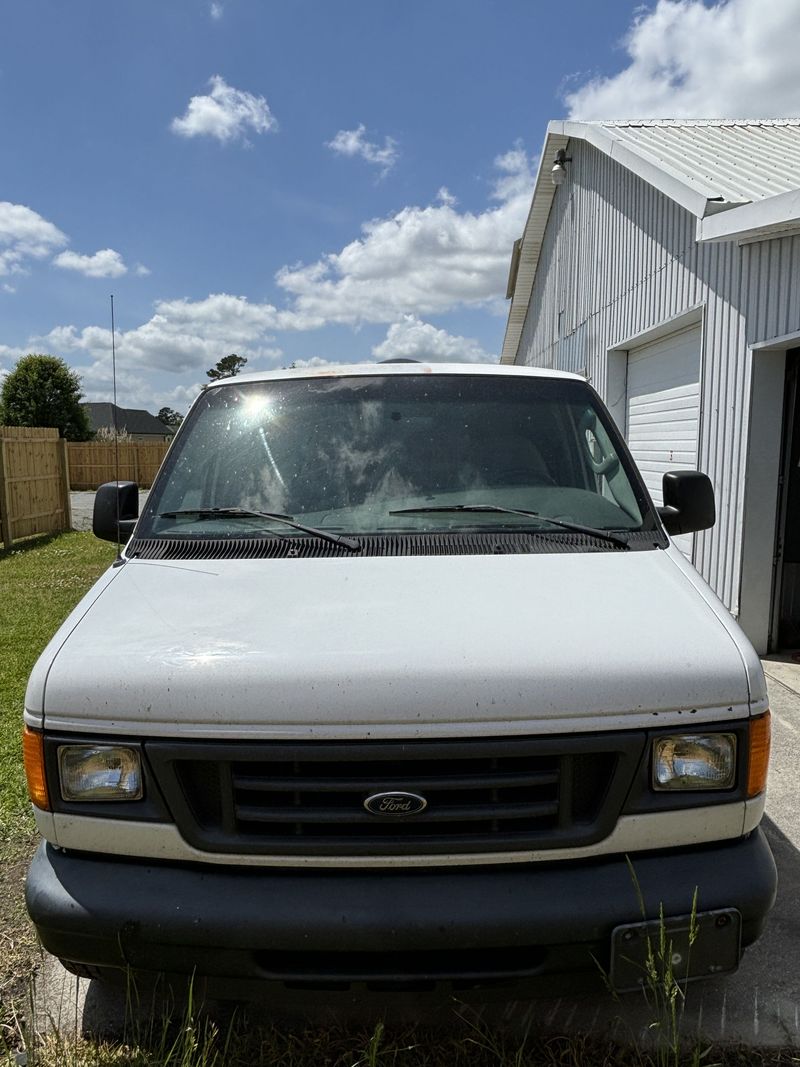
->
[[27, 831, 777, 993]]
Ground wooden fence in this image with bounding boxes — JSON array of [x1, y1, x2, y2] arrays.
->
[[0, 427, 71, 548], [0, 430, 171, 547], [67, 441, 170, 490]]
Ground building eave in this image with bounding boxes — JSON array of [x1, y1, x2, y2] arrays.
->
[[500, 128, 568, 365], [554, 121, 723, 220], [501, 120, 748, 365], [697, 187, 800, 244]]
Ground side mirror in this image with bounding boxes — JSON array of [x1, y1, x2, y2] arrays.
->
[[93, 481, 139, 543], [658, 470, 715, 536]]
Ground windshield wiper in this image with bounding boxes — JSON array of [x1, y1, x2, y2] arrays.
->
[[158, 508, 361, 552], [388, 504, 630, 548]]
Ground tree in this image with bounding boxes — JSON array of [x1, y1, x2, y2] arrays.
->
[[207, 353, 247, 380], [0, 354, 92, 440], [157, 406, 184, 427]]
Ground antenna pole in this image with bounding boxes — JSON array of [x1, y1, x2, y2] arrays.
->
[[110, 295, 121, 560]]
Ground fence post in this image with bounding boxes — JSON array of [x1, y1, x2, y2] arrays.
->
[[58, 438, 72, 532], [0, 437, 12, 549]]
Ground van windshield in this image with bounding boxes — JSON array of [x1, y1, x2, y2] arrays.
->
[[140, 374, 654, 539]]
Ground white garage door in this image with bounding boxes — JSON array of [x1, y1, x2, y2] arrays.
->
[[626, 325, 701, 560]]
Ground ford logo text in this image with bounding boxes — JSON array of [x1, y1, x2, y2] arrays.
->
[[363, 791, 428, 817]]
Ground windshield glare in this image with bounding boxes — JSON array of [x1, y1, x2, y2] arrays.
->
[[141, 374, 649, 538]]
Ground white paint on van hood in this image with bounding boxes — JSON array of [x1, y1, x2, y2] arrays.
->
[[33, 546, 757, 739]]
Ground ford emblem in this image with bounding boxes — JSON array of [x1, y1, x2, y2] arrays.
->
[[363, 791, 428, 817]]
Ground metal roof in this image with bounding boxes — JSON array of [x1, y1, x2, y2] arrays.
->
[[592, 119, 800, 205], [501, 119, 800, 364]]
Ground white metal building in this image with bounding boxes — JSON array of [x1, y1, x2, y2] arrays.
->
[[502, 119, 800, 654]]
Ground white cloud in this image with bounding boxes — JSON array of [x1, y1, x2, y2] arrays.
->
[[491, 144, 537, 201], [38, 293, 285, 374], [276, 142, 535, 328], [0, 342, 27, 364], [210, 1, 223, 19], [326, 124, 399, 177], [372, 316, 492, 364], [134, 263, 151, 277], [171, 75, 278, 144], [53, 248, 129, 279], [108, 379, 201, 414], [76, 353, 204, 415], [288, 357, 344, 370], [0, 200, 140, 285], [566, 0, 800, 119], [0, 344, 25, 385], [11, 141, 529, 405], [0, 201, 67, 276]]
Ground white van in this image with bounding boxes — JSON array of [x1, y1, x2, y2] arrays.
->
[[24, 363, 776, 996]]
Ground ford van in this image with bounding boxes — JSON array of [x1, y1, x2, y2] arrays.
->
[[23, 363, 776, 997]]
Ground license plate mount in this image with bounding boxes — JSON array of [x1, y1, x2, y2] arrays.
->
[[610, 907, 742, 993]]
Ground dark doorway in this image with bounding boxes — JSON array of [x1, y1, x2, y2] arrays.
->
[[775, 349, 800, 648]]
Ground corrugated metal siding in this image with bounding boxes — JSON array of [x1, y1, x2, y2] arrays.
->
[[516, 139, 800, 615]]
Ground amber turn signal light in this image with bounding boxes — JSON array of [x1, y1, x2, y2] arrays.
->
[[747, 711, 771, 799], [22, 726, 50, 811]]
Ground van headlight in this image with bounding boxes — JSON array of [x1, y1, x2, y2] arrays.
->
[[652, 734, 736, 791], [58, 745, 143, 801]]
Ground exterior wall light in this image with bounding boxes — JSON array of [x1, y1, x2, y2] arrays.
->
[[551, 148, 572, 186]]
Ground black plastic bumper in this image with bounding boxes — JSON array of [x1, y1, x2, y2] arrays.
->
[[27, 831, 777, 990]]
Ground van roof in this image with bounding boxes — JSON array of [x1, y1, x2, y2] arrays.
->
[[205, 362, 586, 389]]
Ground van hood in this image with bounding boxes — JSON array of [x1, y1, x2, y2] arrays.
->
[[32, 548, 759, 739]]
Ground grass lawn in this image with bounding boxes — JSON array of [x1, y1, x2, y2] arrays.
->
[[0, 532, 117, 841], [0, 532, 116, 1037]]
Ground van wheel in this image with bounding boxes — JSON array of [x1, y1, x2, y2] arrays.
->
[[58, 959, 109, 981]]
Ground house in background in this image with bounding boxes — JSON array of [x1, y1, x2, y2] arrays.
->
[[83, 402, 174, 443], [503, 119, 800, 654]]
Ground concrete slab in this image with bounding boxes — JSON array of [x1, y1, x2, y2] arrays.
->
[[763, 654, 800, 698], [69, 491, 149, 533], [33, 670, 800, 1048], [68, 492, 97, 532]]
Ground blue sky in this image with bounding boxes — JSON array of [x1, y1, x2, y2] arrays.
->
[[2, 0, 798, 414]]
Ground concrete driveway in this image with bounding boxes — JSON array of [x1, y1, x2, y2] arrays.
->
[[36, 659, 800, 1047], [69, 491, 98, 531], [70, 490, 149, 532]]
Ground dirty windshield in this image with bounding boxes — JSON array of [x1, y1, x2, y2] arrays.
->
[[141, 373, 652, 538]]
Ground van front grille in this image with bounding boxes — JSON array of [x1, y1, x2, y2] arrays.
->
[[146, 734, 644, 857]]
